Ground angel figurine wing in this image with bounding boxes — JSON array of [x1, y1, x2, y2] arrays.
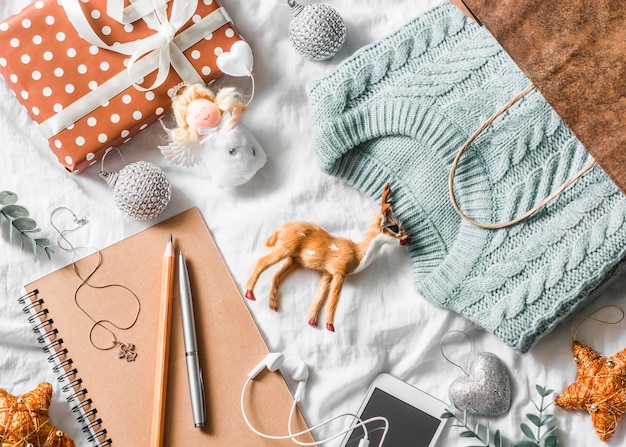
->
[[158, 140, 203, 167], [158, 119, 204, 167]]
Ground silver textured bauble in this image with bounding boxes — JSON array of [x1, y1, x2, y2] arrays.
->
[[448, 352, 512, 416], [100, 161, 171, 220], [288, 0, 346, 61]]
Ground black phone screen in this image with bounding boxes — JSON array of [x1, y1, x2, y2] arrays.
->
[[343, 388, 442, 447]]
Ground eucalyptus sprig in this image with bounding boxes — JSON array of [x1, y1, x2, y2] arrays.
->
[[517, 385, 558, 447], [441, 408, 503, 447], [0, 191, 54, 259], [442, 385, 559, 447]]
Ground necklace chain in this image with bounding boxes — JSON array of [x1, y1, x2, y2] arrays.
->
[[51, 207, 141, 362]]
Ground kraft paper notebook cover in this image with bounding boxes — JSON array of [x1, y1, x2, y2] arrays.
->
[[18, 207, 313, 446]]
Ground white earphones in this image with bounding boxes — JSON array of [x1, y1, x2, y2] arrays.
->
[[241, 353, 388, 447], [247, 352, 284, 378], [247, 352, 309, 401]]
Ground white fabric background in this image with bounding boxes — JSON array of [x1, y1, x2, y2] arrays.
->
[[1, 1, 625, 446]]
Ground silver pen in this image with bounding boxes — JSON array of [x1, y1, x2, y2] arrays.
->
[[178, 252, 206, 428]]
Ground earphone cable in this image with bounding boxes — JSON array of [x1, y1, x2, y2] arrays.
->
[[286, 397, 368, 445], [287, 400, 389, 447], [241, 376, 389, 446]]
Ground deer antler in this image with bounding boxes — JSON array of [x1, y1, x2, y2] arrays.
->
[[381, 183, 392, 213]]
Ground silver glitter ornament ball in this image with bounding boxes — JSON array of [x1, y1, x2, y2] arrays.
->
[[288, 0, 346, 61], [448, 352, 512, 416], [100, 161, 171, 220]]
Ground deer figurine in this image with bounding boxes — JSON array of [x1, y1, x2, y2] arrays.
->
[[244, 183, 412, 332]]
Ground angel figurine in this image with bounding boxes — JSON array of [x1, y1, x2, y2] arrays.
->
[[158, 83, 266, 188]]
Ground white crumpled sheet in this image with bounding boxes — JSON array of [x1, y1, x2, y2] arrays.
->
[[1, 1, 625, 446]]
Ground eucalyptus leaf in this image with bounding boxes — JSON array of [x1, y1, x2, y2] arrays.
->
[[540, 414, 554, 426], [540, 426, 558, 440], [527, 414, 542, 427], [535, 385, 553, 397], [520, 423, 536, 441], [13, 217, 39, 232], [494, 430, 502, 447], [535, 385, 546, 396], [460, 430, 478, 438], [1, 204, 30, 219], [543, 434, 558, 446], [0, 191, 18, 205], [515, 441, 539, 447]]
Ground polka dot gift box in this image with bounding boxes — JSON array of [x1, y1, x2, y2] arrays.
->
[[0, 0, 244, 172]]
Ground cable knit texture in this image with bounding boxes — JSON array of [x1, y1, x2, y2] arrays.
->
[[306, 2, 626, 352]]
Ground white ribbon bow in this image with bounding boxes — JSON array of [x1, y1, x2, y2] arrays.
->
[[60, 0, 203, 90]]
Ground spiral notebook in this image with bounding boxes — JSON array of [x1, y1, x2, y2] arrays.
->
[[18, 207, 313, 446]]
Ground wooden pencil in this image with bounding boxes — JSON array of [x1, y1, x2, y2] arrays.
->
[[150, 233, 175, 447]]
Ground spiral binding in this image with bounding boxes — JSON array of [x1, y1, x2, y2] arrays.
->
[[18, 289, 112, 447]]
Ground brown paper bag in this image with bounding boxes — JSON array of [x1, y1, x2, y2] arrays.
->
[[450, 0, 626, 194]]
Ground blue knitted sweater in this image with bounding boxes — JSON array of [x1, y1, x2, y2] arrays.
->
[[306, 3, 626, 352]]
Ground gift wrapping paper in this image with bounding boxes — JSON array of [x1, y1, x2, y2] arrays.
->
[[0, 0, 244, 172]]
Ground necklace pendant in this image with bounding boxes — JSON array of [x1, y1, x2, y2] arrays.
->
[[117, 342, 137, 362]]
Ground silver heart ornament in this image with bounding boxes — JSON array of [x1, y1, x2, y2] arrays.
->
[[448, 352, 511, 416]]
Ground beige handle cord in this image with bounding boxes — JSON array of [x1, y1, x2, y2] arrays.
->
[[448, 83, 597, 229]]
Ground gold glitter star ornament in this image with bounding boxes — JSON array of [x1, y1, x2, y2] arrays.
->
[[0, 382, 75, 447], [554, 341, 626, 442]]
